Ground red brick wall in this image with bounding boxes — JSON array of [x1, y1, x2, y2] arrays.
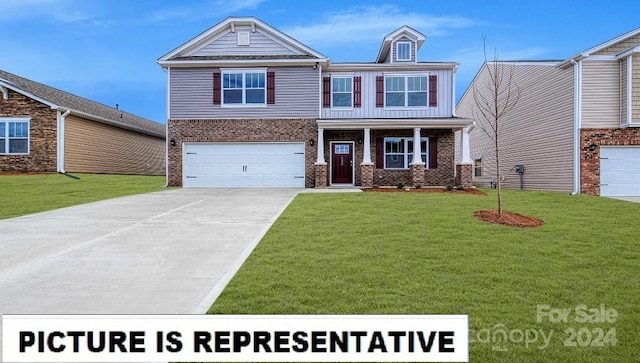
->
[[167, 118, 317, 187], [168, 120, 457, 188], [370, 129, 455, 187], [581, 128, 640, 195], [0, 89, 57, 173]]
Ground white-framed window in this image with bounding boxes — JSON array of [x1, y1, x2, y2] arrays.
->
[[474, 158, 482, 177], [384, 137, 428, 169], [222, 70, 266, 106], [332, 77, 352, 108], [396, 42, 411, 61], [0, 118, 30, 154], [385, 75, 428, 107]]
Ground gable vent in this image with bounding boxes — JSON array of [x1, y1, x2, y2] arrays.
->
[[237, 31, 250, 46]]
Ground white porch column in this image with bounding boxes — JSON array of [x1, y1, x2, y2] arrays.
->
[[316, 128, 325, 163], [411, 127, 424, 164], [460, 126, 472, 163], [362, 128, 372, 164]]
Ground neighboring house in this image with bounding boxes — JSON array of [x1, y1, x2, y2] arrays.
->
[[456, 28, 640, 197], [158, 16, 473, 188], [0, 70, 166, 175]]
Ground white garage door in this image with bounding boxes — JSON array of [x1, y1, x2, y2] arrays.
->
[[600, 147, 640, 196], [183, 143, 305, 187]]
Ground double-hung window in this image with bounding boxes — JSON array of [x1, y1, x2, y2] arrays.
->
[[474, 158, 482, 177], [385, 75, 428, 107], [0, 118, 30, 154], [384, 137, 428, 169], [396, 42, 411, 61], [222, 70, 266, 105], [332, 77, 352, 108]]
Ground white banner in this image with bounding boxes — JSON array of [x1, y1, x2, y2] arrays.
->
[[3, 314, 468, 362]]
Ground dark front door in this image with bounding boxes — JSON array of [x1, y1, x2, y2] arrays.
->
[[331, 143, 353, 184]]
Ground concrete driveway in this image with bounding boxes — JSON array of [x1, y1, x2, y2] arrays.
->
[[0, 188, 299, 351], [607, 196, 640, 203]]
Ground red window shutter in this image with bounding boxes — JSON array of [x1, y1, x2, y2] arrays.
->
[[376, 138, 384, 168], [213, 72, 221, 105], [322, 77, 331, 108], [376, 76, 384, 107], [429, 75, 437, 107], [353, 76, 362, 108], [429, 137, 438, 169], [267, 71, 275, 104]]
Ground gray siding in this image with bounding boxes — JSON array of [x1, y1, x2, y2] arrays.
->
[[169, 66, 319, 119], [581, 60, 620, 128], [456, 63, 575, 192], [193, 26, 299, 57], [321, 69, 454, 119]]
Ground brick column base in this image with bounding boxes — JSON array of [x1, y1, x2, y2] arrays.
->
[[410, 163, 425, 186], [456, 164, 473, 188], [360, 163, 374, 188], [314, 162, 328, 188]]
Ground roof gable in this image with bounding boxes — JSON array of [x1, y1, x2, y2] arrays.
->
[[0, 70, 165, 138], [560, 27, 640, 66], [158, 17, 328, 65], [376, 25, 426, 63]]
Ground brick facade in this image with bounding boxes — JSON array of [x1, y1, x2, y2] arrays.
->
[[410, 163, 425, 186], [580, 128, 640, 195], [168, 122, 458, 188], [320, 129, 455, 187], [0, 89, 57, 173], [360, 163, 374, 188], [167, 118, 318, 187], [455, 164, 473, 188], [314, 162, 327, 187], [373, 129, 455, 187]]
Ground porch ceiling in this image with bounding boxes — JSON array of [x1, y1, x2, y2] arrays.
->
[[316, 117, 474, 130]]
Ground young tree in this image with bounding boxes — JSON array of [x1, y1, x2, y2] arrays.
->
[[472, 40, 521, 214]]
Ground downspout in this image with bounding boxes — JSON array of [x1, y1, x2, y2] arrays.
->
[[570, 59, 582, 195], [164, 67, 171, 187], [57, 109, 71, 173], [452, 64, 458, 116]]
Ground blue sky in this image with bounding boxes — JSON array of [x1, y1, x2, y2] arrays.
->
[[1, 0, 638, 124]]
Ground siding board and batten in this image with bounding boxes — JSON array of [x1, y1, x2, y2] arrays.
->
[[321, 69, 453, 119]]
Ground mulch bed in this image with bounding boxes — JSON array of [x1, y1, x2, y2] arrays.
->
[[363, 187, 487, 195], [473, 210, 544, 227]]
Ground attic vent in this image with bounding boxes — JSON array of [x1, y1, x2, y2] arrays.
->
[[237, 31, 250, 46]]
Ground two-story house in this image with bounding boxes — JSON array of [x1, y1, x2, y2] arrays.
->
[[158, 17, 473, 188], [456, 28, 640, 197]]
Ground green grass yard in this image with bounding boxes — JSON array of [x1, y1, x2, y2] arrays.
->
[[0, 173, 165, 219], [208, 190, 640, 362]]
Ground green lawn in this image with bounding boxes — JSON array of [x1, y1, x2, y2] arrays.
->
[[208, 190, 639, 362], [0, 173, 165, 219]]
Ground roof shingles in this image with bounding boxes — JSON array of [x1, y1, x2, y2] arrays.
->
[[0, 70, 165, 138]]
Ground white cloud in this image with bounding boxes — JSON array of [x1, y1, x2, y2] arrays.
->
[[0, 0, 98, 23], [283, 4, 477, 47]]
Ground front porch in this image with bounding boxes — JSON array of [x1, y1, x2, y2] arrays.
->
[[313, 119, 474, 188]]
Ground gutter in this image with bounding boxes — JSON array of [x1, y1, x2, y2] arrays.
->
[[570, 59, 582, 195]]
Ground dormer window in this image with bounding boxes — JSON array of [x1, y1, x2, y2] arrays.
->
[[396, 42, 412, 61]]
